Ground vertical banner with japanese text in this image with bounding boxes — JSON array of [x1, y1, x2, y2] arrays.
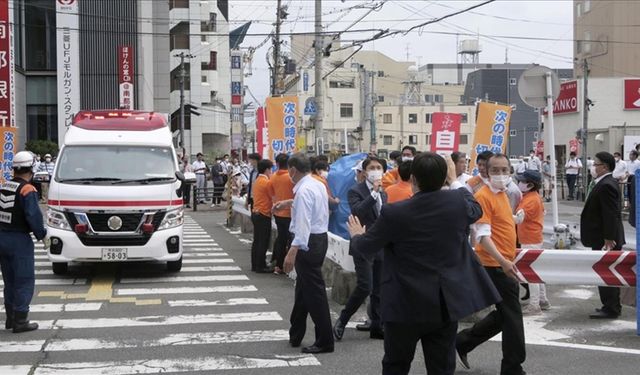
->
[[469, 102, 513, 175], [118, 45, 134, 110], [0, 0, 16, 182], [265, 96, 298, 161], [56, 0, 81, 140], [430, 112, 461, 155], [256, 107, 267, 158]]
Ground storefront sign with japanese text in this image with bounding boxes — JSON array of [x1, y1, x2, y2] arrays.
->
[[56, 0, 80, 139], [118, 45, 134, 110], [543, 80, 578, 116]]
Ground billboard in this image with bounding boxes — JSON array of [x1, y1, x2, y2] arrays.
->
[[430, 112, 461, 155], [543, 80, 578, 115], [469, 102, 513, 175], [623, 79, 640, 110], [118, 45, 134, 110], [0, 0, 16, 182], [56, 0, 81, 136]]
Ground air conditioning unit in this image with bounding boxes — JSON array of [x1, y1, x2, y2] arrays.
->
[[307, 145, 315, 152], [323, 143, 330, 151], [340, 144, 346, 151]]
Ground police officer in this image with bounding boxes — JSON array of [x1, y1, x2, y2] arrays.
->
[[1, 151, 47, 333]]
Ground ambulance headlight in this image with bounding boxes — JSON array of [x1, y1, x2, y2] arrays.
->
[[47, 209, 72, 231], [158, 208, 184, 230]]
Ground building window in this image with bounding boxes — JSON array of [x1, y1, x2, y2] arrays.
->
[[425, 134, 431, 144], [460, 113, 468, 123], [202, 75, 208, 83], [510, 78, 517, 85], [210, 51, 218, 70], [169, 0, 189, 9], [425, 113, 432, 123], [509, 129, 517, 137], [340, 103, 353, 118], [329, 80, 355, 88], [434, 94, 444, 103], [408, 113, 417, 123], [383, 114, 392, 124], [409, 135, 418, 145], [583, 31, 592, 53], [378, 71, 385, 77], [425, 94, 433, 103], [460, 95, 465, 104], [576, 2, 582, 16], [460, 134, 468, 144], [26, 105, 58, 143], [201, 35, 208, 43], [377, 95, 384, 103], [383, 135, 392, 145], [24, 0, 57, 70], [584, 0, 591, 13]]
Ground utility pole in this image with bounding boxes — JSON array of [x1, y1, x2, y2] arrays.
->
[[175, 52, 194, 150], [581, 58, 589, 200], [370, 71, 377, 153], [272, 0, 282, 96], [314, 0, 323, 155]]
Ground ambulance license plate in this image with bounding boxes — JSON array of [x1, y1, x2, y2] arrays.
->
[[101, 248, 128, 261]]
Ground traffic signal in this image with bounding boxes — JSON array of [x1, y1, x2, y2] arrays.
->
[[185, 104, 200, 116]]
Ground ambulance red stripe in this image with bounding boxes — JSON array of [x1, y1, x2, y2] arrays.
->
[[48, 200, 184, 207]]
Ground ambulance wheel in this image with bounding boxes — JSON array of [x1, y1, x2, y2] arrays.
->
[[167, 257, 182, 272], [52, 262, 68, 275]]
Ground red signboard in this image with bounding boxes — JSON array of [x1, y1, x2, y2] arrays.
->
[[231, 95, 242, 105], [543, 80, 578, 116], [0, 0, 16, 182], [118, 45, 134, 110], [623, 79, 640, 110], [430, 112, 461, 154]]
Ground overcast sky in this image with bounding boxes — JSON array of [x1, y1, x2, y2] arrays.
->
[[229, 0, 574, 105]]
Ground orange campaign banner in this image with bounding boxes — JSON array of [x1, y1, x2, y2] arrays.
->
[[468, 102, 513, 175], [265, 96, 299, 160]]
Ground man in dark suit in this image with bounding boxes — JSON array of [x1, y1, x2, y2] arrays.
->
[[333, 156, 388, 341], [581, 151, 625, 319], [347, 153, 501, 375]]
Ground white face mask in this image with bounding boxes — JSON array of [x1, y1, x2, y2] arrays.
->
[[518, 181, 531, 193], [320, 171, 329, 179], [401, 156, 414, 162], [490, 175, 511, 191], [367, 170, 383, 184], [45, 158, 51, 162], [590, 165, 598, 178]]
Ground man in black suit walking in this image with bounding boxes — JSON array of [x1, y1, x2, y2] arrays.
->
[[581, 151, 625, 319], [347, 153, 501, 375], [333, 156, 387, 341]]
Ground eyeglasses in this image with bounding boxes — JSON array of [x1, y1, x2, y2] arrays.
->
[[593, 162, 605, 167]]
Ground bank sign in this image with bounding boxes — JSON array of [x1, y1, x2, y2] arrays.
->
[[544, 80, 578, 116]]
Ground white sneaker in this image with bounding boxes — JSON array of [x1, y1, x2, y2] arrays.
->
[[539, 300, 551, 311], [522, 304, 542, 316], [211, 203, 217, 207]]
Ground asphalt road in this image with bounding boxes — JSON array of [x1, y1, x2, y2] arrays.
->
[[1, 209, 639, 375]]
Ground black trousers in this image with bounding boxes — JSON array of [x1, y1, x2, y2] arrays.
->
[[182, 183, 191, 204], [272, 215, 292, 269], [250, 213, 271, 271], [566, 174, 577, 199], [212, 182, 224, 204], [383, 320, 457, 375], [628, 176, 636, 228], [456, 267, 526, 375], [593, 246, 622, 315], [338, 249, 382, 329], [289, 233, 334, 348]]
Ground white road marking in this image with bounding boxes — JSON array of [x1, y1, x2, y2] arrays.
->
[[167, 298, 269, 307], [182, 235, 212, 238], [559, 288, 595, 300], [182, 247, 223, 251], [31, 354, 320, 375], [0, 365, 32, 375], [183, 252, 228, 257], [122, 266, 241, 273], [182, 258, 234, 264], [36, 311, 282, 330], [0, 303, 102, 313], [119, 275, 249, 284], [116, 285, 257, 295]]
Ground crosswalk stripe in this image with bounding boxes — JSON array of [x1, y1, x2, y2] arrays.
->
[[0, 329, 289, 353], [118, 266, 242, 274], [167, 298, 268, 307], [0, 303, 102, 313], [182, 235, 212, 238], [29, 354, 319, 375], [0, 279, 86, 286], [119, 275, 249, 284], [35, 311, 281, 330], [0, 365, 32, 375], [183, 258, 234, 264], [183, 252, 228, 257], [116, 285, 257, 295], [183, 239, 215, 242], [182, 247, 223, 251]]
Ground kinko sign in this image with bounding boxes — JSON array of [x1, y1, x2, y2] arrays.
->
[[543, 80, 578, 116]]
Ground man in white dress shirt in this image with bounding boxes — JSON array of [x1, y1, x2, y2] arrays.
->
[[191, 153, 208, 203], [283, 153, 334, 354]]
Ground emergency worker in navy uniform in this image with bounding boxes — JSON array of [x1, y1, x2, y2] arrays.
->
[[0, 151, 47, 333]]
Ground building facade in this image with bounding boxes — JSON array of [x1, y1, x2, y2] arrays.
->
[[11, 0, 231, 157]]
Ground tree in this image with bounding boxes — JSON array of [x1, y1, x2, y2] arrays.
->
[[25, 140, 59, 158]]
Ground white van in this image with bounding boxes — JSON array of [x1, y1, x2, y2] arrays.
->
[[46, 110, 191, 274]]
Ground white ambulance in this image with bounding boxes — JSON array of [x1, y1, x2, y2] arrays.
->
[[46, 110, 190, 274]]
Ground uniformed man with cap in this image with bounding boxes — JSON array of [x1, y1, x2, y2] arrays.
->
[[1, 151, 48, 333]]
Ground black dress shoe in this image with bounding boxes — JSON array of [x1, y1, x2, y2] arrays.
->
[[254, 268, 274, 274], [301, 345, 334, 354], [333, 319, 345, 341], [456, 347, 471, 370], [589, 310, 620, 319], [356, 320, 371, 331], [289, 340, 301, 348], [369, 328, 384, 340]]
